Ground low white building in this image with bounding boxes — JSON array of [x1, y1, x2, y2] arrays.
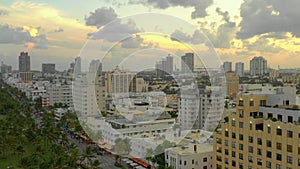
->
[[165, 143, 213, 169], [46, 82, 73, 107]]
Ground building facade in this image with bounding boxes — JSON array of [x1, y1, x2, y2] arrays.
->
[[42, 63, 55, 74], [225, 71, 239, 97], [213, 91, 300, 169], [250, 56, 268, 76], [165, 143, 213, 169], [19, 52, 30, 72], [223, 62, 232, 73], [181, 53, 194, 73], [235, 62, 244, 77]]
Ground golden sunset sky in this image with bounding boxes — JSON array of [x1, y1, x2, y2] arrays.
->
[[0, 0, 299, 70]]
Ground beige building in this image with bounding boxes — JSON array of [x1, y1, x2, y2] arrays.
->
[[19, 72, 33, 82], [225, 71, 239, 97], [282, 74, 300, 85], [269, 69, 280, 81], [165, 143, 213, 169], [105, 66, 148, 95], [213, 92, 300, 169]]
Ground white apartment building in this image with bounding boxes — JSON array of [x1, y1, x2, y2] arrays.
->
[[73, 73, 99, 118], [165, 143, 213, 169], [179, 85, 223, 131], [46, 82, 73, 107]]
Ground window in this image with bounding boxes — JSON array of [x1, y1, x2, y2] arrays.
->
[[266, 151, 272, 158], [224, 158, 229, 164], [257, 158, 262, 166], [288, 116, 293, 123], [249, 136, 253, 143], [267, 126, 271, 133], [277, 115, 282, 121], [257, 138, 262, 145], [239, 110, 244, 117], [276, 128, 282, 136], [287, 156, 293, 164], [184, 161, 187, 165], [232, 151, 236, 157], [287, 145, 293, 152], [232, 119, 236, 126], [239, 122, 244, 128], [239, 134, 244, 141], [238, 99, 244, 106], [266, 161, 271, 168], [239, 153, 243, 160], [232, 160, 236, 167], [250, 99, 254, 106], [266, 140, 272, 147], [239, 144, 244, 150], [249, 146, 253, 153], [225, 131, 229, 137], [248, 156, 253, 163], [257, 148, 262, 155], [276, 143, 282, 150], [287, 130, 293, 138], [232, 142, 236, 148], [276, 154, 282, 161], [225, 140, 229, 146], [203, 157, 207, 162], [298, 159, 300, 166], [250, 123, 252, 130], [276, 164, 282, 169], [225, 149, 229, 155], [232, 132, 236, 139]]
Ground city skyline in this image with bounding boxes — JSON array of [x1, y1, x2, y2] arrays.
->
[[0, 1, 300, 71]]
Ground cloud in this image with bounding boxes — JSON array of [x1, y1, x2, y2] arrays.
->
[[54, 28, 64, 33], [237, 0, 300, 39], [197, 8, 237, 49], [88, 18, 140, 42], [85, 7, 117, 28], [0, 24, 48, 49], [121, 35, 144, 48], [129, 0, 213, 18], [170, 29, 207, 44], [0, 9, 9, 16], [244, 36, 284, 54]]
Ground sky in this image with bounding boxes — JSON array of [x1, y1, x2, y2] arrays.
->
[[0, 0, 300, 71]]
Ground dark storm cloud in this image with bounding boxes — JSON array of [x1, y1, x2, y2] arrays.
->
[[0, 24, 48, 49], [85, 7, 117, 28], [129, 0, 213, 18], [237, 0, 300, 39]]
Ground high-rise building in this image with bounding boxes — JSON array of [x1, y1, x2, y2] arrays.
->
[[235, 62, 244, 77], [155, 54, 173, 78], [0, 61, 12, 74], [19, 72, 33, 82], [223, 61, 232, 73], [181, 53, 194, 73], [19, 52, 30, 72], [42, 63, 55, 74], [166, 54, 173, 74], [213, 87, 300, 169], [225, 71, 239, 97], [179, 85, 223, 131], [74, 57, 81, 77], [105, 66, 148, 95], [250, 56, 268, 76]]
